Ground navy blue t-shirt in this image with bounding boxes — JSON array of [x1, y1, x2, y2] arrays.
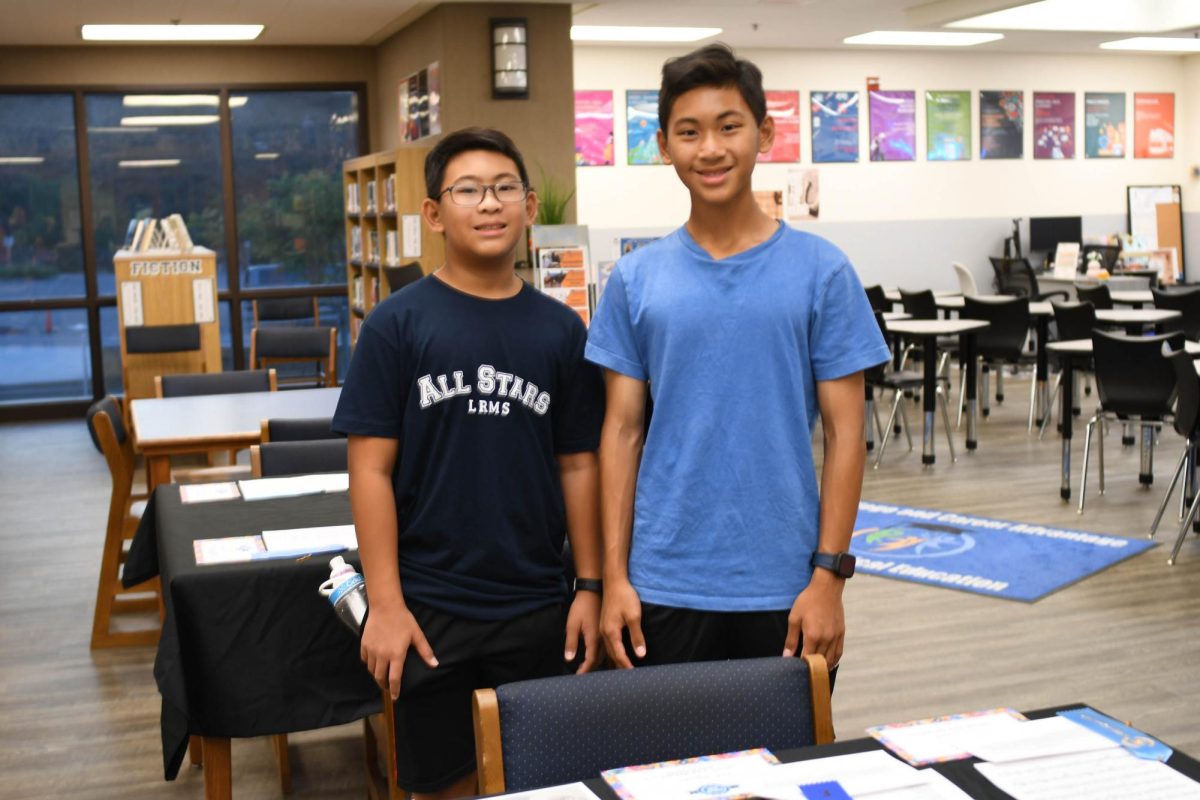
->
[[332, 275, 604, 620]]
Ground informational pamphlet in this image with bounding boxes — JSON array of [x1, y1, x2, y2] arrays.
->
[[975, 748, 1200, 800], [866, 708, 1027, 766], [193, 535, 266, 565], [497, 782, 600, 800], [536, 245, 591, 325], [179, 481, 241, 504], [602, 749, 779, 800], [1053, 242, 1080, 277], [746, 751, 931, 798], [261, 524, 358, 555], [237, 472, 349, 502]]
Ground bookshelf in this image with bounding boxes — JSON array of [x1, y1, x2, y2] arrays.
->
[[343, 147, 443, 345]]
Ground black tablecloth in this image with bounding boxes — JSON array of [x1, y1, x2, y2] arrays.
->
[[125, 486, 380, 780], [559, 705, 1200, 800]]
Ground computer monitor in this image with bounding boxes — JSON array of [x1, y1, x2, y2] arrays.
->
[[1029, 216, 1082, 252]]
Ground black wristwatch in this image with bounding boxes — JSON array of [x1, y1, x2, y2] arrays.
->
[[811, 551, 856, 579], [573, 577, 603, 595]]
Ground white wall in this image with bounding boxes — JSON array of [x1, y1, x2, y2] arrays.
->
[[574, 45, 1194, 287]]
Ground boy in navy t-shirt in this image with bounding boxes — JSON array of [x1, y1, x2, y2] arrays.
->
[[587, 45, 889, 673], [333, 128, 604, 800]]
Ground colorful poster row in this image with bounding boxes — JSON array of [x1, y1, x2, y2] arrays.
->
[[575, 89, 1175, 165], [398, 62, 442, 143]]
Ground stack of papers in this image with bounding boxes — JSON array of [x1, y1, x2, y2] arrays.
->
[[261, 524, 357, 556], [237, 472, 349, 501], [867, 709, 1027, 766], [748, 751, 971, 799], [603, 749, 779, 800], [179, 482, 241, 504], [976, 748, 1200, 800]]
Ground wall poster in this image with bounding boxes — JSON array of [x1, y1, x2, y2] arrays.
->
[[574, 90, 614, 166], [979, 91, 1023, 159], [868, 90, 915, 162], [1134, 93, 1174, 159], [626, 90, 663, 165], [925, 91, 970, 161], [811, 91, 859, 163], [759, 90, 801, 163], [1033, 92, 1074, 159], [1085, 92, 1125, 158]]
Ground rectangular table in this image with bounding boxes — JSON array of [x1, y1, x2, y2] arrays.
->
[[122, 486, 380, 799], [130, 386, 341, 490], [520, 705, 1200, 800]]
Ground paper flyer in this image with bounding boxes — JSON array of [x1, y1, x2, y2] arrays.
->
[[194, 535, 266, 566], [866, 708, 1027, 766], [602, 749, 779, 800]]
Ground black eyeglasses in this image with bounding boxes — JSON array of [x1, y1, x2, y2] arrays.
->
[[438, 180, 529, 206]]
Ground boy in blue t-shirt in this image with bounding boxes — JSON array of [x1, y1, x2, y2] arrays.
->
[[587, 45, 889, 673], [333, 128, 604, 800]]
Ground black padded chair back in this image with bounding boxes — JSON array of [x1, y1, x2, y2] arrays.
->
[[1051, 301, 1097, 342], [1075, 283, 1113, 310], [86, 396, 127, 451], [253, 327, 333, 359], [266, 417, 340, 442], [963, 296, 1030, 360], [160, 369, 272, 398], [1164, 344, 1200, 439], [899, 289, 938, 320], [491, 657, 822, 793], [864, 285, 888, 312], [1151, 286, 1200, 340], [865, 312, 890, 384], [384, 262, 424, 293], [258, 439, 348, 476], [988, 257, 1027, 297], [257, 296, 316, 323], [125, 323, 201, 354], [1092, 330, 1182, 419]]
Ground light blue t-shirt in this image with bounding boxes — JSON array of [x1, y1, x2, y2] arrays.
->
[[585, 222, 890, 611]]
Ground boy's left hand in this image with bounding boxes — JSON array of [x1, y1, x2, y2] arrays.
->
[[564, 590, 602, 673], [782, 570, 845, 667]]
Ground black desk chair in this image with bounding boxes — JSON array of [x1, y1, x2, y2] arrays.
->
[[988, 256, 1069, 302], [384, 261, 424, 294], [250, 297, 338, 388], [897, 289, 959, 378], [261, 416, 340, 443], [963, 296, 1034, 429], [1152, 344, 1200, 565], [1075, 283, 1114, 310], [1079, 330, 1183, 514], [471, 656, 832, 795], [1152, 286, 1200, 340], [864, 284, 888, 312], [250, 439, 348, 477], [1040, 301, 1097, 438]]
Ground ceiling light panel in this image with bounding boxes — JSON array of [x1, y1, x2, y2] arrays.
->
[[844, 31, 1004, 46], [948, 0, 1200, 33], [82, 24, 264, 42], [570, 26, 722, 43]]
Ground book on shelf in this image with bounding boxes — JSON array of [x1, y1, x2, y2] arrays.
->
[[350, 227, 362, 260], [163, 213, 194, 251], [352, 276, 364, 309], [366, 180, 377, 213], [346, 183, 360, 214], [368, 231, 379, 263], [371, 276, 380, 304], [385, 231, 398, 265], [138, 219, 158, 252], [384, 175, 396, 212], [123, 219, 138, 249]]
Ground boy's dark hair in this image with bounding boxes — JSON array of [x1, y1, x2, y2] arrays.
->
[[658, 43, 766, 135], [424, 127, 530, 200]]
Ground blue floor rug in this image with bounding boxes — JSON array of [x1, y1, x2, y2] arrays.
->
[[852, 501, 1156, 602]]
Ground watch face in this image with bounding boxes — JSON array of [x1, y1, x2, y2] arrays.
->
[[836, 553, 857, 578]]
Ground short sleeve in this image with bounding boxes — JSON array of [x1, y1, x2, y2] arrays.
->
[[585, 267, 647, 381], [331, 321, 407, 438], [552, 322, 605, 454], [810, 261, 892, 382]]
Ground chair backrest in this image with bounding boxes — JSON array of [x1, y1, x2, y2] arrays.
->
[[865, 312, 890, 383], [864, 285, 888, 312], [963, 296, 1030, 359], [1091, 330, 1182, 419], [384, 262, 424, 293], [899, 289, 938, 320], [261, 417, 340, 443], [85, 396, 133, 486], [254, 296, 318, 325], [157, 368, 276, 398], [1051, 301, 1097, 342], [472, 655, 832, 795], [253, 439, 348, 477], [1151, 286, 1200, 340], [1164, 343, 1200, 439], [252, 326, 335, 359], [992, 257, 1040, 298], [1074, 283, 1113, 310], [952, 262, 979, 297], [124, 323, 202, 354]]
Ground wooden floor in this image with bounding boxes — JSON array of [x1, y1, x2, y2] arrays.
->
[[3, 374, 1200, 798]]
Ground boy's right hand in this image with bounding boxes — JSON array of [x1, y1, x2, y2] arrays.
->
[[600, 578, 646, 669], [360, 603, 438, 700]]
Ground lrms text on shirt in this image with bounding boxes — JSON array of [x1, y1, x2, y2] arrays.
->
[[418, 365, 550, 417]]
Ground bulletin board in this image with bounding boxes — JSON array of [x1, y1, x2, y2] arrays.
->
[[1127, 184, 1184, 280]]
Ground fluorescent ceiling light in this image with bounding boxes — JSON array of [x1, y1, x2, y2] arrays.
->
[[0, 156, 45, 165], [570, 26, 722, 43], [948, 0, 1200, 33], [254, 152, 280, 160], [82, 24, 264, 42], [120, 115, 219, 126], [90, 126, 158, 133], [123, 95, 247, 108], [844, 31, 1003, 46], [118, 159, 182, 168], [1100, 36, 1200, 52]]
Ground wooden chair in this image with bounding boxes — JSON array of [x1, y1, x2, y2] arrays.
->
[[260, 417, 339, 443], [250, 297, 337, 388], [471, 655, 833, 795], [250, 439, 348, 477], [85, 396, 161, 649]]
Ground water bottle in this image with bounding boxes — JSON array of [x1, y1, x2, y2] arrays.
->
[[319, 556, 368, 634]]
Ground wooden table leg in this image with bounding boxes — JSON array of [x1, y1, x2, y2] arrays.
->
[[202, 736, 232, 800], [189, 734, 203, 766], [147, 454, 172, 492]]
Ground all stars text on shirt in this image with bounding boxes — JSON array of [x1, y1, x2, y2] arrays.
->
[[417, 364, 551, 416]]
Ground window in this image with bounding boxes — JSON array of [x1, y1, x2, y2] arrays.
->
[[0, 309, 91, 402]]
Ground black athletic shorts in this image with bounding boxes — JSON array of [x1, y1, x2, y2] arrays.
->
[[392, 600, 565, 793]]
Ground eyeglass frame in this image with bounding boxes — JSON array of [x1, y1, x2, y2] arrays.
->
[[436, 180, 530, 207]]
